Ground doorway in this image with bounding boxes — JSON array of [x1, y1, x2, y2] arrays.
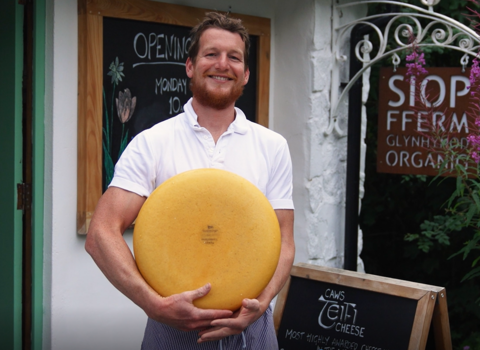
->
[[0, 1, 45, 349]]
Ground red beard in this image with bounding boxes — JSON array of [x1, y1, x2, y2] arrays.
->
[[189, 73, 245, 110]]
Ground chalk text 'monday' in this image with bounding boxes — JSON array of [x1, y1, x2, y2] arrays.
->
[[155, 77, 188, 95]]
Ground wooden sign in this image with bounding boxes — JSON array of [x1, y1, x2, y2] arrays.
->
[[274, 263, 452, 350], [77, 0, 271, 234], [377, 67, 472, 176]]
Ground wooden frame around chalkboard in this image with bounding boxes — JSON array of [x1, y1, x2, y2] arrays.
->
[[77, 0, 271, 234], [274, 263, 452, 350]]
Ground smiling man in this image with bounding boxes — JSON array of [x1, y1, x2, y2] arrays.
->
[[187, 27, 248, 112], [85, 12, 294, 350]]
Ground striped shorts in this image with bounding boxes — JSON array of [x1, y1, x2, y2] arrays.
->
[[141, 306, 278, 349]]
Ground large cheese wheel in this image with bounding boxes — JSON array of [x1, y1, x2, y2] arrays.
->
[[133, 168, 281, 311]]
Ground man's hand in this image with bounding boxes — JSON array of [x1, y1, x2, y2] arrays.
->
[[197, 209, 295, 343], [196, 298, 264, 343], [150, 283, 233, 332]]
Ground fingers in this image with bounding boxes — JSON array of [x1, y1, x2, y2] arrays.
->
[[183, 284, 233, 319], [198, 326, 234, 343], [198, 326, 227, 338], [174, 309, 231, 332], [210, 316, 241, 329], [210, 299, 260, 328], [198, 308, 233, 321], [185, 291, 233, 326], [153, 285, 234, 332], [197, 299, 264, 342], [242, 298, 260, 311], [186, 283, 211, 301]]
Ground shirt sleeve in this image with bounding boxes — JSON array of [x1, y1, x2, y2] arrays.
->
[[108, 131, 157, 197], [267, 139, 294, 210]]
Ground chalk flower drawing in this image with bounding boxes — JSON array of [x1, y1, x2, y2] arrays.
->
[[107, 56, 125, 84], [116, 88, 137, 123], [103, 57, 133, 191], [116, 88, 136, 167]]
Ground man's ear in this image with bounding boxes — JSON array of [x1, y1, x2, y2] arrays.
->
[[243, 67, 250, 86], [186, 57, 194, 78]]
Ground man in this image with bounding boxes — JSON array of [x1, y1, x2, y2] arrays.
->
[[85, 12, 294, 349]]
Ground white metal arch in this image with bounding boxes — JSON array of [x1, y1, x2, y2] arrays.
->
[[326, 0, 480, 137]]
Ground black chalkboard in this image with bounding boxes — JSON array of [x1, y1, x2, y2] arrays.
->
[[277, 276, 416, 349], [102, 17, 258, 189], [274, 264, 452, 350]]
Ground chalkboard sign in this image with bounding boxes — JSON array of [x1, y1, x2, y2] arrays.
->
[[77, 0, 271, 233], [274, 263, 452, 350]]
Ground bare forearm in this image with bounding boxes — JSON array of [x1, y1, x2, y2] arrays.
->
[[86, 226, 159, 312], [85, 187, 160, 314], [256, 209, 295, 311], [256, 239, 294, 310]]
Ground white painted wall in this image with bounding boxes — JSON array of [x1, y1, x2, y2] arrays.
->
[[46, 1, 147, 349], [273, 0, 367, 269], [44, 0, 365, 348], [272, 0, 316, 265]]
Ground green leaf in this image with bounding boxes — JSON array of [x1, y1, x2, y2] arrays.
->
[[461, 266, 480, 282], [456, 163, 468, 177], [103, 142, 115, 191], [418, 238, 433, 253], [118, 130, 129, 160], [466, 203, 477, 226], [437, 232, 450, 246], [103, 88, 110, 151], [437, 159, 448, 176], [405, 233, 419, 241], [474, 192, 480, 212], [457, 176, 464, 196]]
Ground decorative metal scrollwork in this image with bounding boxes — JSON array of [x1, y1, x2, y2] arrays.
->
[[392, 52, 401, 71], [326, 0, 480, 137]]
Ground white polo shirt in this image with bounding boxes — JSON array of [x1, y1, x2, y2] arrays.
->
[[110, 98, 294, 210]]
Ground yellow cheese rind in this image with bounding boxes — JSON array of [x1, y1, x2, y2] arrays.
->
[[133, 168, 281, 311]]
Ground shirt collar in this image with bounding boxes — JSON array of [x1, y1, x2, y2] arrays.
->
[[184, 98, 248, 135]]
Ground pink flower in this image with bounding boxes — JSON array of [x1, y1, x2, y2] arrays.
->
[[469, 58, 480, 96], [467, 58, 480, 162], [406, 48, 428, 83], [116, 88, 137, 123]]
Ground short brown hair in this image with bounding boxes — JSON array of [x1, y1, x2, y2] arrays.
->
[[188, 12, 250, 69]]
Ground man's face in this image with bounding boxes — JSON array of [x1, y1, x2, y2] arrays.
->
[[186, 28, 250, 110]]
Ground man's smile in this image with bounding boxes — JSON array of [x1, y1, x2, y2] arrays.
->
[[203, 72, 237, 82]]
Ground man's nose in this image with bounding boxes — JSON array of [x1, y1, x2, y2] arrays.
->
[[215, 53, 229, 70]]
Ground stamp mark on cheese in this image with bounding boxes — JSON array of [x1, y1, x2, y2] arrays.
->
[[202, 225, 219, 245]]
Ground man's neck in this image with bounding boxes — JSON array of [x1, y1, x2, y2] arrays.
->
[[191, 98, 236, 143]]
